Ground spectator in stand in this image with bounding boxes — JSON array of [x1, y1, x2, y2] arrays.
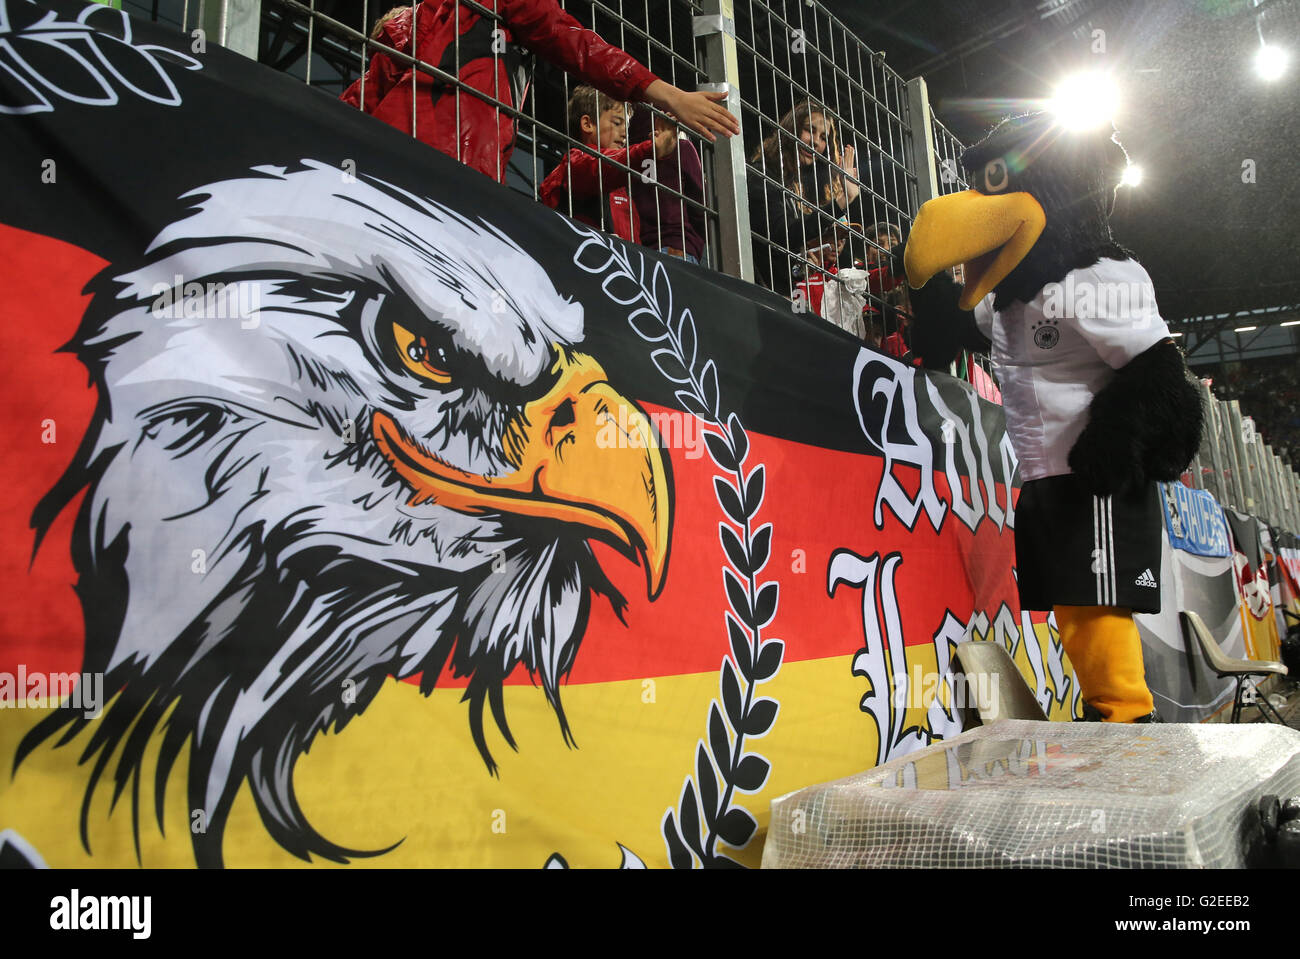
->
[[747, 101, 859, 295], [863, 315, 883, 349], [792, 235, 840, 317], [880, 302, 913, 361], [862, 222, 904, 301], [539, 86, 677, 243], [627, 107, 706, 264], [340, 1, 738, 184], [863, 221, 914, 356]]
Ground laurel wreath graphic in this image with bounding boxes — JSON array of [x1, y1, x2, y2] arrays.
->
[[0, 0, 202, 115], [568, 226, 782, 869]]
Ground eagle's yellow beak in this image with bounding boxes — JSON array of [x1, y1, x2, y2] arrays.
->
[[904, 190, 1046, 310], [372, 351, 671, 599]]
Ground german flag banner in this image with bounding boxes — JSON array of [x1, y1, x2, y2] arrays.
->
[[0, 0, 1078, 868]]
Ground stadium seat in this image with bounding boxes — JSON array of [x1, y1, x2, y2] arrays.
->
[[1181, 611, 1289, 724]]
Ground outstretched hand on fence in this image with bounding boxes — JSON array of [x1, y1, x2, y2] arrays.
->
[[644, 81, 740, 142]]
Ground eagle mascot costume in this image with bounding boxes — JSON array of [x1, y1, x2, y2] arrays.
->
[[903, 112, 1203, 723]]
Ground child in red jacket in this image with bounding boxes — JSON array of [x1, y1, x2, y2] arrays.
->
[[340, 2, 737, 185], [540, 86, 677, 243]]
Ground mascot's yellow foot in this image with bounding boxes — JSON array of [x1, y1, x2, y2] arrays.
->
[[1054, 605, 1155, 723]]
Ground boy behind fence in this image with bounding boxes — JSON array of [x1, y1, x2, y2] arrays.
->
[[540, 86, 677, 244]]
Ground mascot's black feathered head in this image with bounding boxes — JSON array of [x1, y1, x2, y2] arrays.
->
[[906, 111, 1132, 309]]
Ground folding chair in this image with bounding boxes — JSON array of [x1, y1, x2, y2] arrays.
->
[[1180, 611, 1289, 724]]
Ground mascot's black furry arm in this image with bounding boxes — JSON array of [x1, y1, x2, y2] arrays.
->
[[903, 112, 1204, 724], [906, 270, 990, 371], [1069, 338, 1204, 496]]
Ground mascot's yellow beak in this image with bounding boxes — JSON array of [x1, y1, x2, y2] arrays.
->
[[904, 190, 1046, 310], [372, 351, 671, 599]]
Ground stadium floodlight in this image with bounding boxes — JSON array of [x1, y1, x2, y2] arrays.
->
[[1049, 71, 1118, 129], [1234, 325, 1258, 333], [1120, 164, 1143, 187], [1255, 44, 1289, 82]]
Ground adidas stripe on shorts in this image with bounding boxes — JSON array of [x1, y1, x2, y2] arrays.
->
[[1014, 474, 1163, 614]]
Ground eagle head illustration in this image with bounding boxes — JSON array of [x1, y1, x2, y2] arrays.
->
[[18, 160, 672, 867]]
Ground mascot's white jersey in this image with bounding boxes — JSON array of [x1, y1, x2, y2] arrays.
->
[[974, 257, 1171, 482]]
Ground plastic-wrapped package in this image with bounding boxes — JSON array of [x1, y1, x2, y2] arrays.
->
[[762, 719, 1300, 868]]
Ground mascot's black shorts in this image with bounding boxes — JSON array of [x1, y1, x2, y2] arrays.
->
[[1015, 475, 1163, 614]]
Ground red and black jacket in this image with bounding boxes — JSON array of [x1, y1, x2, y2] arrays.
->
[[340, 1, 658, 184], [540, 139, 656, 243]]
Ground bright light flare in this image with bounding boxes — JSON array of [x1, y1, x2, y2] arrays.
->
[[1255, 45, 1289, 81], [1120, 164, 1143, 187], [1049, 72, 1119, 130]]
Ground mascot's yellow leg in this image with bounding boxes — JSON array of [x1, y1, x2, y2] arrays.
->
[[1053, 605, 1154, 723]]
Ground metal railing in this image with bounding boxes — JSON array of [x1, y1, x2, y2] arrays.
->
[[153, 0, 947, 334], [730, 0, 922, 350]]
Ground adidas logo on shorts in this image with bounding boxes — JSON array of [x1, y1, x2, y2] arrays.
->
[[1135, 568, 1158, 588]]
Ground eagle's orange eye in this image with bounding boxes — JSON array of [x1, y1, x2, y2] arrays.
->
[[393, 322, 453, 384]]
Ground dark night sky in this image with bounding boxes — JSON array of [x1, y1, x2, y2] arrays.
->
[[825, 0, 1300, 326]]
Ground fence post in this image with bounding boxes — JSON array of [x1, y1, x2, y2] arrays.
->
[[695, 0, 753, 283], [1197, 383, 1226, 502], [1291, 466, 1300, 532], [1268, 449, 1292, 532], [1278, 458, 1295, 532], [1256, 441, 1276, 526], [201, 0, 261, 59], [1226, 401, 1256, 514], [1292, 466, 1300, 532], [905, 76, 946, 372], [904, 76, 940, 207], [1246, 420, 1267, 522], [1250, 429, 1273, 524], [1216, 400, 1241, 510], [1274, 453, 1296, 532], [1263, 444, 1284, 527]]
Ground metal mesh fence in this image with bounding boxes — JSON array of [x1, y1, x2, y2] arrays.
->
[[254, 0, 725, 267], [931, 117, 967, 197], [122, 0, 927, 337], [730, 0, 915, 345]]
